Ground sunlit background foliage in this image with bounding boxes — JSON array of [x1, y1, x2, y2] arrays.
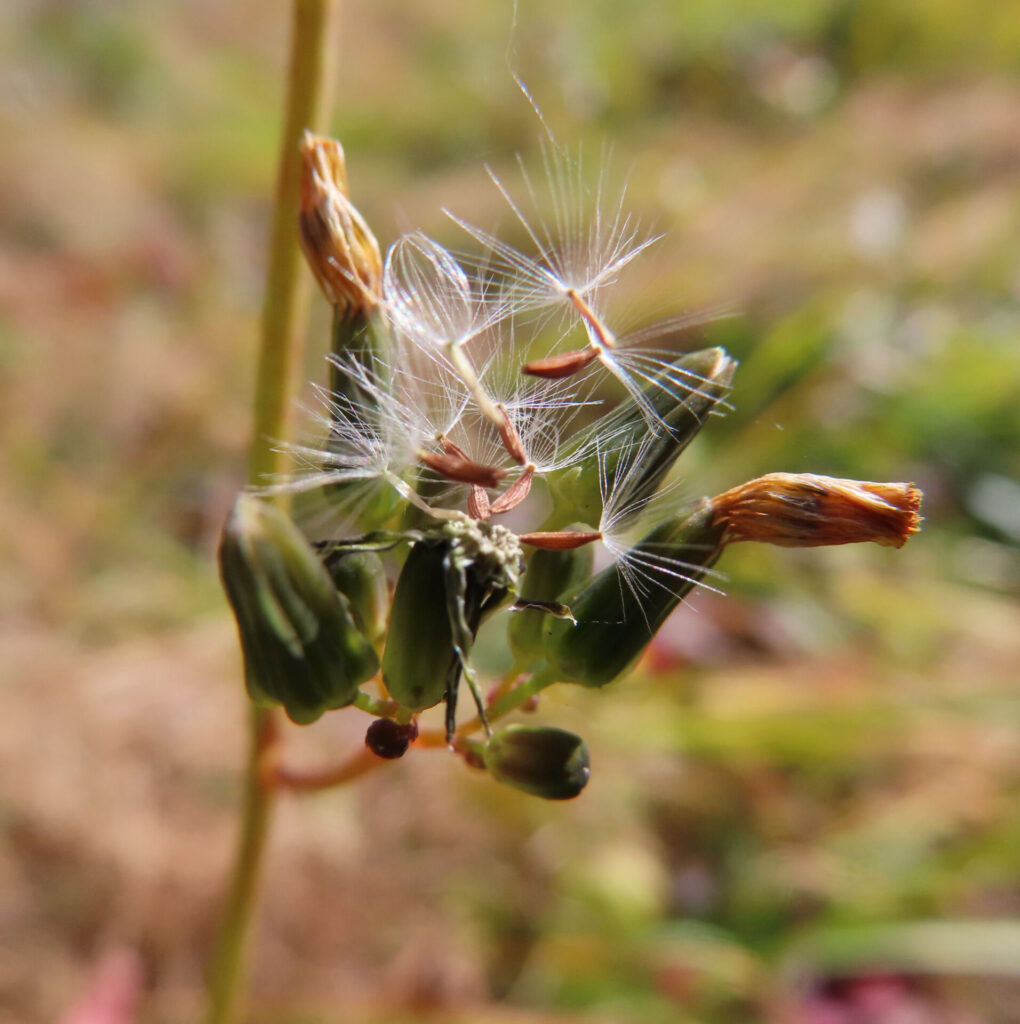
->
[[2, 1, 1019, 1021]]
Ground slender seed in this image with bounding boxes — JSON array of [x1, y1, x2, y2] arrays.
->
[[567, 288, 616, 350], [521, 346, 600, 379], [490, 466, 535, 516], [518, 530, 603, 550], [468, 486, 491, 520], [497, 404, 528, 465], [439, 435, 470, 460], [418, 450, 508, 488], [448, 342, 505, 428]]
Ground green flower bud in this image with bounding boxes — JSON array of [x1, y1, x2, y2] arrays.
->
[[328, 308, 391, 412], [219, 494, 379, 724], [321, 549, 389, 645], [508, 523, 596, 666], [319, 310, 399, 529], [381, 540, 457, 712], [483, 725, 591, 800], [543, 499, 726, 688], [548, 347, 736, 527]]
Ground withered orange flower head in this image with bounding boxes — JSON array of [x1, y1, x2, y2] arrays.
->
[[298, 132, 382, 314], [712, 473, 923, 549]]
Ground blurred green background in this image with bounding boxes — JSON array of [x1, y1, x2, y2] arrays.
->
[[2, 1, 1019, 1021]]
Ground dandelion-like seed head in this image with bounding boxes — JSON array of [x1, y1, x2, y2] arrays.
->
[[226, 132, 921, 761], [445, 145, 732, 435]]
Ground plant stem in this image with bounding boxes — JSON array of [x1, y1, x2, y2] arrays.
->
[[203, 708, 277, 1024], [417, 665, 561, 746], [274, 745, 382, 792], [247, 1, 338, 488], [477, 664, 560, 723], [205, 3, 338, 1023], [274, 669, 562, 794]]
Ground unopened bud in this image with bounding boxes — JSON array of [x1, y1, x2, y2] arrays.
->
[[218, 494, 379, 724], [299, 132, 382, 313], [322, 549, 389, 645], [544, 500, 727, 688], [712, 474, 923, 549], [483, 725, 591, 800], [382, 540, 457, 713]]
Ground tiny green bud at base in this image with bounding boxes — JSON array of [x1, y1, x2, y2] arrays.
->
[[484, 725, 591, 800], [219, 494, 379, 724], [543, 500, 726, 688]]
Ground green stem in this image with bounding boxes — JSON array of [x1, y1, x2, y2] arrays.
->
[[202, 708, 277, 1024], [205, 3, 338, 1023], [353, 690, 401, 718], [470, 664, 560, 730], [247, 0, 338, 489]]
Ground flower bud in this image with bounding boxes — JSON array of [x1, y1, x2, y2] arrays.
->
[[381, 540, 458, 713], [543, 500, 727, 688], [508, 524, 596, 666], [321, 549, 389, 645], [483, 725, 590, 800], [549, 347, 736, 526], [712, 474, 923, 548], [219, 494, 379, 724], [299, 132, 382, 314]]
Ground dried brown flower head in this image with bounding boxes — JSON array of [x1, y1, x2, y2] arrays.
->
[[712, 473, 923, 549], [298, 132, 382, 313]]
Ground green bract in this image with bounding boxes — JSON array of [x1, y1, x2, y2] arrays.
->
[[542, 500, 726, 688], [508, 524, 596, 665], [381, 539, 457, 713], [322, 549, 389, 646], [382, 518, 524, 737], [219, 494, 379, 724]]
